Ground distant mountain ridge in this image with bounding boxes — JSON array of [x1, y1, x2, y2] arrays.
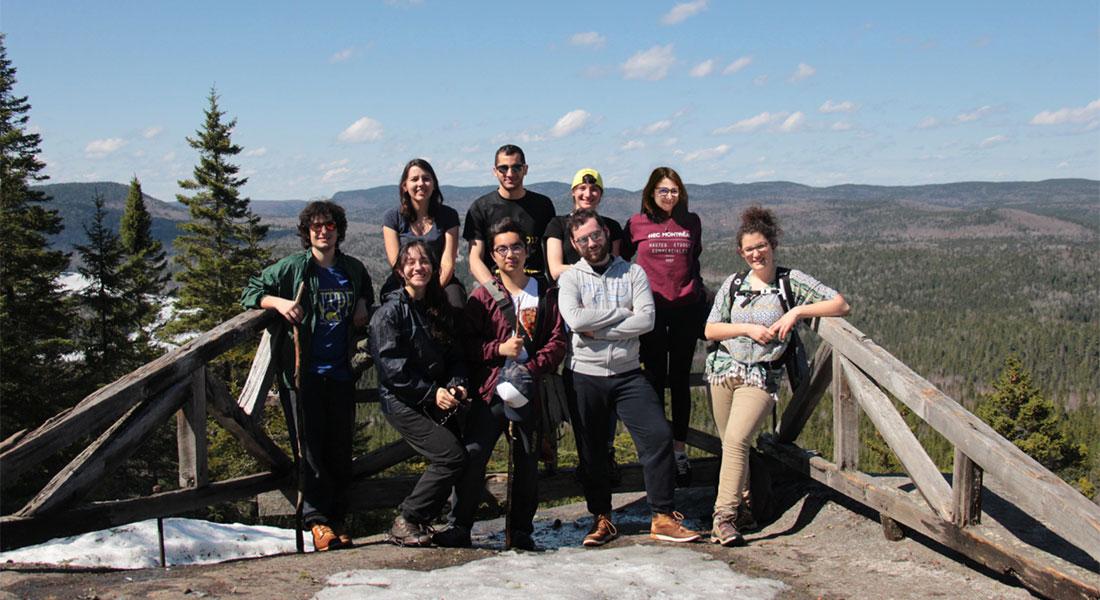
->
[[37, 178, 1099, 259]]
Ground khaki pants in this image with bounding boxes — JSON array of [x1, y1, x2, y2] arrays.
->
[[710, 378, 774, 514]]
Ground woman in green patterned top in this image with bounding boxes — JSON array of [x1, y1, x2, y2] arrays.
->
[[703, 205, 850, 546]]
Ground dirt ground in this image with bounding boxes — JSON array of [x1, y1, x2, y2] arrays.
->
[[1, 469, 1050, 600]]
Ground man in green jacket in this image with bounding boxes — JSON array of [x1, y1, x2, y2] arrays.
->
[[241, 200, 373, 551]]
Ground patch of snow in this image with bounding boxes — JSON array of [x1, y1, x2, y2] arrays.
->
[[0, 518, 312, 569], [57, 271, 93, 293], [317, 545, 787, 600]]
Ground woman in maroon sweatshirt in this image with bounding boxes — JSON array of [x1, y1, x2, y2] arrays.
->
[[621, 166, 705, 486]]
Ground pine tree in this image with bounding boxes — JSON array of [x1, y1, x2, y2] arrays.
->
[[74, 193, 143, 390], [170, 87, 268, 336], [0, 34, 75, 439], [119, 175, 168, 333], [977, 356, 1092, 496]]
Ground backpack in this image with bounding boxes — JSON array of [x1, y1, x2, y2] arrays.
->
[[725, 267, 812, 394]]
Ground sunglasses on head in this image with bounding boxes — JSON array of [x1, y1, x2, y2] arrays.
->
[[310, 221, 337, 233]]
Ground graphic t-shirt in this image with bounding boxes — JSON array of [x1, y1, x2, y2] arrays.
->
[[544, 214, 624, 266], [382, 204, 461, 264], [621, 212, 704, 308], [463, 190, 556, 278], [310, 265, 355, 380], [509, 278, 540, 364]]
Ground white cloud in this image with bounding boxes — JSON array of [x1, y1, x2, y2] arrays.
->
[[329, 48, 354, 63], [722, 56, 752, 75], [661, 0, 708, 25], [644, 119, 672, 134], [460, 144, 480, 154], [569, 32, 606, 48], [819, 100, 858, 113], [622, 44, 676, 81], [245, 147, 268, 157], [1030, 99, 1100, 125], [516, 131, 546, 143], [443, 159, 479, 173], [789, 63, 816, 83], [917, 117, 940, 129], [337, 117, 384, 143], [831, 121, 853, 131], [712, 111, 787, 134], [683, 143, 729, 162], [142, 126, 163, 139], [779, 112, 805, 132], [550, 109, 592, 138], [85, 138, 126, 157], [1057, 161, 1070, 169], [748, 169, 776, 180], [954, 105, 992, 123], [753, 75, 768, 86], [689, 59, 714, 78], [320, 158, 350, 170], [621, 140, 645, 150], [161, 151, 175, 162], [979, 134, 1008, 148], [321, 167, 351, 183]]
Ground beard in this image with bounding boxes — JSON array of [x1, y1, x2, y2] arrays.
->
[[582, 241, 610, 265]]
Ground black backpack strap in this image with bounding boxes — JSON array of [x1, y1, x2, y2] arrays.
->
[[728, 270, 750, 310], [775, 267, 794, 313]]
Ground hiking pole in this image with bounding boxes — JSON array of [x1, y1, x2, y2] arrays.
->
[[504, 421, 515, 550], [290, 282, 306, 553]]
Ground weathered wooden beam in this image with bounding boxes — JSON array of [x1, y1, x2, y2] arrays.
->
[[952, 447, 984, 527], [177, 368, 209, 489], [351, 438, 417, 478], [818, 318, 1100, 561], [1, 471, 289, 551], [682, 425, 722, 456], [238, 328, 278, 422], [831, 352, 859, 470], [776, 343, 833, 444], [0, 309, 275, 483], [840, 357, 953, 522], [16, 377, 192, 517], [206, 372, 293, 474], [758, 436, 1100, 600]]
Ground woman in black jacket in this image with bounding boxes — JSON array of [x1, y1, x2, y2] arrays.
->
[[369, 240, 468, 546]]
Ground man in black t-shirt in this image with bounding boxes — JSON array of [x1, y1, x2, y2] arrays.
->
[[463, 144, 556, 284]]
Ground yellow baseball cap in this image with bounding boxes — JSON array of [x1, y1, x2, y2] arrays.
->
[[571, 168, 604, 190]]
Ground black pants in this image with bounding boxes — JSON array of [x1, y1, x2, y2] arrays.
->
[[296, 372, 356, 526], [450, 397, 538, 534], [640, 302, 702, 443], [384, 400, 467, 524], [565, 369, 675, 516]]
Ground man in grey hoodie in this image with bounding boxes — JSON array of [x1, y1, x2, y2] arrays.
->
[[557, 208, 701, 547]]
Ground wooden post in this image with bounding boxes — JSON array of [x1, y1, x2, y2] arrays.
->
[[177, 368, 208, 488], [832, 352, 859, 470], [952, 447, 983, 527]]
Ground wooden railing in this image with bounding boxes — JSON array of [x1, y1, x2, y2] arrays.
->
[[1, 312, 1097, 598]]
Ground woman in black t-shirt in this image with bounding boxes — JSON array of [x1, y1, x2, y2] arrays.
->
[[544, 167, 623, 280], [381, 158, 465, 308]]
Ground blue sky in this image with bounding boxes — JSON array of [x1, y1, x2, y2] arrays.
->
[[4, 0, 1098, 201]]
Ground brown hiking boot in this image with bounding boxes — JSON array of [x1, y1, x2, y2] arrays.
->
[[650, 511, 701, 543], [711, 510, 744, 547], [582, 514, 618, 547], [311, 523, 339, 551], [388, 515, 432, 547]]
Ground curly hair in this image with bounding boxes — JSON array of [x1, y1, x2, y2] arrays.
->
[[398, 158, 445, 224], [641, 166, 689, 222], [297, 201, 347, 249], [737, 205, 782, 249]]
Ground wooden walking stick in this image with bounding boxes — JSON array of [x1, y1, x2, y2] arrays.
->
[[289, 282, 306, 553]]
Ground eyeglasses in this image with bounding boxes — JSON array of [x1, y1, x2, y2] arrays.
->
[[573, 229, 606, 247], [741, 241, 770, 254], [492, 243, 526, 257], [495, 164, 525, 174], [656, 187, 680, 198], [310, 221, 337, 233]]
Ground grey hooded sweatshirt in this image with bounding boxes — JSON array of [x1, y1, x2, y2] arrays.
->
[[557, 256, 656, 377]]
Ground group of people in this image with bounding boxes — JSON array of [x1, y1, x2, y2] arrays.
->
[[240, 143, 850, 553]]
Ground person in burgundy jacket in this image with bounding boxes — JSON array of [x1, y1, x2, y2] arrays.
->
[[433, 217, 567, 551], [621, 166, 706, 486]]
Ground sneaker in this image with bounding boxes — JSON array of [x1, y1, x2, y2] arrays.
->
[[607, 446, 622, 488], [650, 511, 701, 543], [311, 523, 339, 552], [432, 524, 472, 548], [510, 530, 537, 551], [674, 451, 693, 487], [388, 515, 432, 547], [582, 514, 618, 547], [711, 511, 744, 547]]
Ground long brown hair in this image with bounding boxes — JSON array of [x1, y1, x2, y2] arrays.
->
[[398, 158, 444, 223], [640, 166, 689, 222], [394, 240, 457, 346]]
